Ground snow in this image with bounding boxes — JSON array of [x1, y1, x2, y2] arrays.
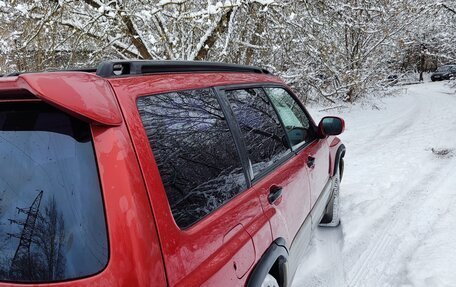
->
[[293, 81, 456, 287], [252, 0, 275, 5], [14, 4, 28, 14]]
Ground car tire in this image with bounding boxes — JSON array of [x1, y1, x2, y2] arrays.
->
[[319, 164, 341, 227], [261, 274, 280, 287]]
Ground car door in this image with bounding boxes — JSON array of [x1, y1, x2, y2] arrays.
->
[[264, 87, 330, 209], [219, 86, 312, 251], [225, 86, 329, 278]]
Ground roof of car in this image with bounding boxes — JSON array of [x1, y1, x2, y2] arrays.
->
[[108, 71, 284, 98]]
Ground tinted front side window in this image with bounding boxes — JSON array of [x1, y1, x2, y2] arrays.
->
[[265, 87, 313, 148], [0, 103, 108, 283], [225, 88, 290, 177], [137, 89, 246, 229]]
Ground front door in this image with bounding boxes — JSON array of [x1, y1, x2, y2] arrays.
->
[[259, 86, 325, 275], [220, 87, 313, 247]]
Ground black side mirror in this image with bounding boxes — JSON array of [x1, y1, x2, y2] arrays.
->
[[318, 117, 345, 138]]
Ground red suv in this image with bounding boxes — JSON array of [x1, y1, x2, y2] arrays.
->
[[0, 61, 345, 287]]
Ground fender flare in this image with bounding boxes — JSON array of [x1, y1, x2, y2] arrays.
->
[[246, 238, 289, 287], [334, 144, 346, 178]]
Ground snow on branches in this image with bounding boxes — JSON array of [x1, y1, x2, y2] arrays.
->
[[0, 0, 454, 103]]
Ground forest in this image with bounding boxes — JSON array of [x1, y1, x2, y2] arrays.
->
[[0, 0, 455, 103]]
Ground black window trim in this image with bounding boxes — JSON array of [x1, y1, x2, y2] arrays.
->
[[211, 87, 252, 187], [213, 83, 318, 185]]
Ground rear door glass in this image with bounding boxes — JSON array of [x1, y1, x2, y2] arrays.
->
[[137, 89, 247, 229], [0, 103, 108, 283]]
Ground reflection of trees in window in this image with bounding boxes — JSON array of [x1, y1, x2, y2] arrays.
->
[[226, 88, 290, 177], [0, 191, 6, 277], [138, 89, 246, 229], [264, 87, 314, 147], [265, 87, 310, 130], [3, 191, 66, 282], [0, 190, 3, 216], [0, 103, 107, 282], [33, 196, 66, 281]]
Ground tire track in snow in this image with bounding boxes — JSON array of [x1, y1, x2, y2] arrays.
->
[[293, 82, 456, 287], [345, 86, 456, 286], [348, 94, 420, 150], [346, 159, 454, 287]]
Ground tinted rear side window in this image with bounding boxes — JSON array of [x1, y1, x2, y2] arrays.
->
[[0, 103, 108, 283], [137, 89, 247, 229]]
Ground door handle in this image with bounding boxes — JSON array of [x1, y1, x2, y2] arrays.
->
[[307, 156, 316, 168], [268, 185, 283, 204]]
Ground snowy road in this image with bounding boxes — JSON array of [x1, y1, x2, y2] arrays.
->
[[292, 81, 456, 287]]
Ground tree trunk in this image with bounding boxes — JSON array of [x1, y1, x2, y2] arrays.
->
[[195, 8, 233, 60]]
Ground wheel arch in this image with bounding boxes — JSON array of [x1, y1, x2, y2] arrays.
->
[[246, 238, 289, 287]]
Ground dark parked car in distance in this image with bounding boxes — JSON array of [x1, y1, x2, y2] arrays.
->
[[431, 65, 456, 81]]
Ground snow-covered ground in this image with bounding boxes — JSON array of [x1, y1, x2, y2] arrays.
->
[[293, 81, 456, 287]]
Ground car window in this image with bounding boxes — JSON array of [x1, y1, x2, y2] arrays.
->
[[137, 89, 247, 229], [264, 87, 314, 148], [225, 88, 291, 178], [0, 103, 108, 283], [437, 66, 451, 72]]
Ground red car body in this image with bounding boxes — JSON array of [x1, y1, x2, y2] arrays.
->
[[0, 62, 345, 287]]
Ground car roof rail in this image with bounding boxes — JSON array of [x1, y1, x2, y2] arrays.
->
[[47, 67, 98, 73], [4, 67, 97, 77], [95, 60, 270, 78]]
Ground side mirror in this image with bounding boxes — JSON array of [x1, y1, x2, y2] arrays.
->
[[318, 116, 345, 138]]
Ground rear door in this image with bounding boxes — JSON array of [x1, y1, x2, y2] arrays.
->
[[118, 86, 273, 286]]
